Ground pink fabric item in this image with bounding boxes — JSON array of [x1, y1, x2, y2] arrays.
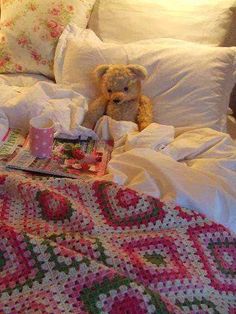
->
[[29, 117, 54, 158]]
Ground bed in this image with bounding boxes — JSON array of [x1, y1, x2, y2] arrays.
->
[[0, 1, 235, 313]]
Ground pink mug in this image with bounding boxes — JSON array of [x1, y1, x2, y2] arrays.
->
[[29, 116, 54, 158]]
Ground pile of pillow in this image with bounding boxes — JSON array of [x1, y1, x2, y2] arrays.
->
[[88, 0, 236, 121], [54, 24, 236, 133], [0, 0, 235, 132]]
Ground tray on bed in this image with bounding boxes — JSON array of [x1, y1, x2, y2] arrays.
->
[[6, 133, 113, 178]]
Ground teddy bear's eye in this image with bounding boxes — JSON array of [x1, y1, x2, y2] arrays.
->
[[107, 89, 112, 93], [124, 87, 129, 91]]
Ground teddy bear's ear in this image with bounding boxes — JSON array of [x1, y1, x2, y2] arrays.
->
[[94, 64, 110, 80], [127, 64, 147, 80]]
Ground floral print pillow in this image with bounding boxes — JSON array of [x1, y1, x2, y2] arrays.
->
[[0, 0, 96, 77]]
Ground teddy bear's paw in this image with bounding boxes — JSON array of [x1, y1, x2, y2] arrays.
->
[[138, 121, 150, 131]]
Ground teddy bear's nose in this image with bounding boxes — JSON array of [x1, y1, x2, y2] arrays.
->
[[113, 98, 120, 104]]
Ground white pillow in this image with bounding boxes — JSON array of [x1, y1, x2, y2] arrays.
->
[[54, 24, 102, 84], [55, 25, 236, 133], [88, 0, 236, 46]]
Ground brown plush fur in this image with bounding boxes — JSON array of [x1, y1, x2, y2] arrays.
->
[[82, 64, 153, 131]]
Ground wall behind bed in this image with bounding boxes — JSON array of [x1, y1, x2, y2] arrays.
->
[[230, 87, 236, 117]]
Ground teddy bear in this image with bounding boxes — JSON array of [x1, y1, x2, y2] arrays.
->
[[82, 64, 153, 131]]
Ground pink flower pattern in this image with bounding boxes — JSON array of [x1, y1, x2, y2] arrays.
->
[[31, 50, 41, 62], [0, 0, 95, 77], [27, 3, 38, 12], [17, 36, 29, 48], [49, 7, 61, 16]]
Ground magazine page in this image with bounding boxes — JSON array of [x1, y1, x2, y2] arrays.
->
[[7, 136, 113, 178], [0, 129, 25, 156], [0, 129, 26, 168]]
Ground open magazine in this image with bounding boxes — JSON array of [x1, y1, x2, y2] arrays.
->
[[0, 129, 26, 166], [5, 131, 113, 178]]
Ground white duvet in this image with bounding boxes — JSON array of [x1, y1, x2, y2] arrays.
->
[[0, 74, 96, 139], [0, 75, 235, 232]]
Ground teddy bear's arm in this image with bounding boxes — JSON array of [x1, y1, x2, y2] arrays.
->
[[82, 96, 107, 129], [137, 95, 153, 131]]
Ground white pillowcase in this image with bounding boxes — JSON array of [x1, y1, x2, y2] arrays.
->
[[54, 24, 101, 84], [88, 0, 236, 46], [55, 25, 236, 133]]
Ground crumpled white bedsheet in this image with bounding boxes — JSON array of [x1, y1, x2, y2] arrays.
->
[[0, 75, 97, 139], [96, 116, 236, 233], [0, 75, 235, 232]]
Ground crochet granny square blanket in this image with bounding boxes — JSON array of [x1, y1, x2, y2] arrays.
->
[[0, 172, 235, 313]]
